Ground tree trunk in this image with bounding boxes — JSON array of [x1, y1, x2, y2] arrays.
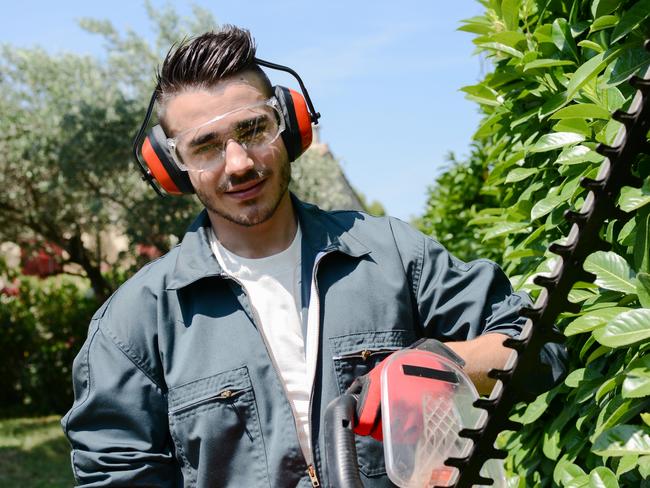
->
[[66, 233, 113, 302]]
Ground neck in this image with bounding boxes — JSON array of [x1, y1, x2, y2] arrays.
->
[[208, 192, 297, 259]]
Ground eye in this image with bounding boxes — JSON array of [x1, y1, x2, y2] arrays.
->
[[236, 117, 270, 144], [193, 141, 224, 157]]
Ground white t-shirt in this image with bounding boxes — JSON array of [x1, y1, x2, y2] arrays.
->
[[208, 226, 312, 461]]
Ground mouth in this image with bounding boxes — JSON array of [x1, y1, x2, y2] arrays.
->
[[224, 178, 267, 200]]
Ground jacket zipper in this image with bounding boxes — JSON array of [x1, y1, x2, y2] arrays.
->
[[307, 464, 320, 487], [225, 274, 318, 483], [332, 346, 402, 361], [304, 251, 330, 487], [168, 388, 245, 415]]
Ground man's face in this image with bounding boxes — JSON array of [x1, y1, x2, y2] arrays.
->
[[164, 73, 291, 227]]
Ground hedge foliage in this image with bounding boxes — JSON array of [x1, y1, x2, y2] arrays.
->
[[422, 0, 650, 485], [0, 264, 98, 415]]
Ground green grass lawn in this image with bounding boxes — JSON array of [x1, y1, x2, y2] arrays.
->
[[0, 416, 74, 488]]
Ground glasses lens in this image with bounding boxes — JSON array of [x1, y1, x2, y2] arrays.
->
[[175, 102, 282, 172]]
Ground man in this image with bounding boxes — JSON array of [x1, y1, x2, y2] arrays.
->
[[62, 26, 565, 487]]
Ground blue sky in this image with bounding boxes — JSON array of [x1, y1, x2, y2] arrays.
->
[[2, 0, 486, 221]]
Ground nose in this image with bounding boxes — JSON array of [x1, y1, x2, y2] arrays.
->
[[223, 140, 254, 176]]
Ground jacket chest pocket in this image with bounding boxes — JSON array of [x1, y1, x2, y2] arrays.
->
[[329, 330, 415, 478], [167, 366, 269, 487]]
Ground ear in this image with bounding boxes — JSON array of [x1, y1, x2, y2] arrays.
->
[[141, 125, 195, 195], [274, 86, 313, 161]]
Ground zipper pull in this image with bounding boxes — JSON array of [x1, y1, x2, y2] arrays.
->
[[307, 464, 320, 487]]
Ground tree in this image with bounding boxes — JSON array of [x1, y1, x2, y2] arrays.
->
[[417, 144, 501, 262], [0, 3, 215, 299]]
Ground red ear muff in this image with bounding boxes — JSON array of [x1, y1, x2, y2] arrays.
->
[[141, 125, 194, 195], [274, 86, 313, 162]]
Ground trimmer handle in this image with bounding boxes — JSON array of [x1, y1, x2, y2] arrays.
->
[[323, 393, 363, 488]]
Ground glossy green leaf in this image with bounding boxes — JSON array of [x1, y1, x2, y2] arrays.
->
[[543, 428, 562, 460], [643, 413, 650, 427], [460, 84, 504, 106], [478, 41, 524, 58], [611, 0, 650, 43], [550, 103, 611, 120], [622, 374, 650, 398], [619, 218, 637, 246], [584, 251, 637, 294], [594, 309, 650, 347], [501, 0, 521, 31], [564, 307, 631, 336], [566, 475, 590, 488], [524, 58, 576, 71], [596, 376, 619, 402], [555, 145, 603, 165], [588, 467, 619, 488], [587, 344, 611, 364], [606, 48, 650, 86], [589, 15, 619, 33], [512, 390, 553, 424], [566, 52, 607, 100], [552, 118, 592, 137], [603, 86, 626, 111], [458, 16, 493, 35], [578, 40, 605, 53], [615, 454, 639, 476], [554, 459, 586, 486], [483, 221, 530, 240], [619, 186, 650, 212], [569, 287, 598, 302], [529, 132, 585, 153], [637, 273, 650, 308], [505, 167, 538, 183], [593, 424, 650, 456], [552, 18, 579, 60], [591, 0, 623, 18], [640, 455, 650, 477], [531, 194, 565, 220], [622, 355, 650, 399], [539, 92, 569, 118], [565, 367, 587, 387], [635, 209, 650, 273]]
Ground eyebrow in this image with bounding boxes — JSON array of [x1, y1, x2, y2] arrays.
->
[[187, 115, 269, 148]]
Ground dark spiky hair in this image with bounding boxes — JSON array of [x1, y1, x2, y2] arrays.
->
[[155, 26, 272, 128]]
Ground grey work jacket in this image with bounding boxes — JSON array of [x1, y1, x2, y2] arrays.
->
[[62, 197, 566, 487]]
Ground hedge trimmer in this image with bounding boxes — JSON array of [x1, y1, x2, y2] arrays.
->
[[324, 41, 650, 487]]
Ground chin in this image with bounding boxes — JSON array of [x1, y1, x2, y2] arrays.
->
[[201, 188, 289, 228]]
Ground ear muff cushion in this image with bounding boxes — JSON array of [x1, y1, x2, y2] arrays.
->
[[288, 89, 313, 153], [143, 125, 194, 195], [274, 86, 312, 161]]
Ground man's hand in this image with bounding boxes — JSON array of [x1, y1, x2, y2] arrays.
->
[[443, 333, 512, 396]]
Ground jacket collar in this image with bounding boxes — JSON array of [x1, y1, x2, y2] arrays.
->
[[166, 194, 369, 290]]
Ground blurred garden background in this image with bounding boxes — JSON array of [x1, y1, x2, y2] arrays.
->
[[1, 0, 650, 486]]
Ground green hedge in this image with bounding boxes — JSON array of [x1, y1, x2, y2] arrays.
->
[[0, 270, 98, 416], [422, 0, 650, 485]]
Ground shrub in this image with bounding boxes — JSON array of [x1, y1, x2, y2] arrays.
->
[[422, 0, 650, 484], [417, 144, 502, 263], [0, 268, 98, 415]]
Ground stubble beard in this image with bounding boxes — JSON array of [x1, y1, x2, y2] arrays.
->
[[196, 159, 292, 228]]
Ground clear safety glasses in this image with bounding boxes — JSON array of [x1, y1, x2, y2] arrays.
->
[[167, 97, 286, 172]]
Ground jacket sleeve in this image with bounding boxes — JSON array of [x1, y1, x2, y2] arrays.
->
[[390, 218, 567, 393], [61, 317, 180, 487]]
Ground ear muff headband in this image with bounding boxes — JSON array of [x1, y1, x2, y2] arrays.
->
[[133, 57, 320, 196]]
